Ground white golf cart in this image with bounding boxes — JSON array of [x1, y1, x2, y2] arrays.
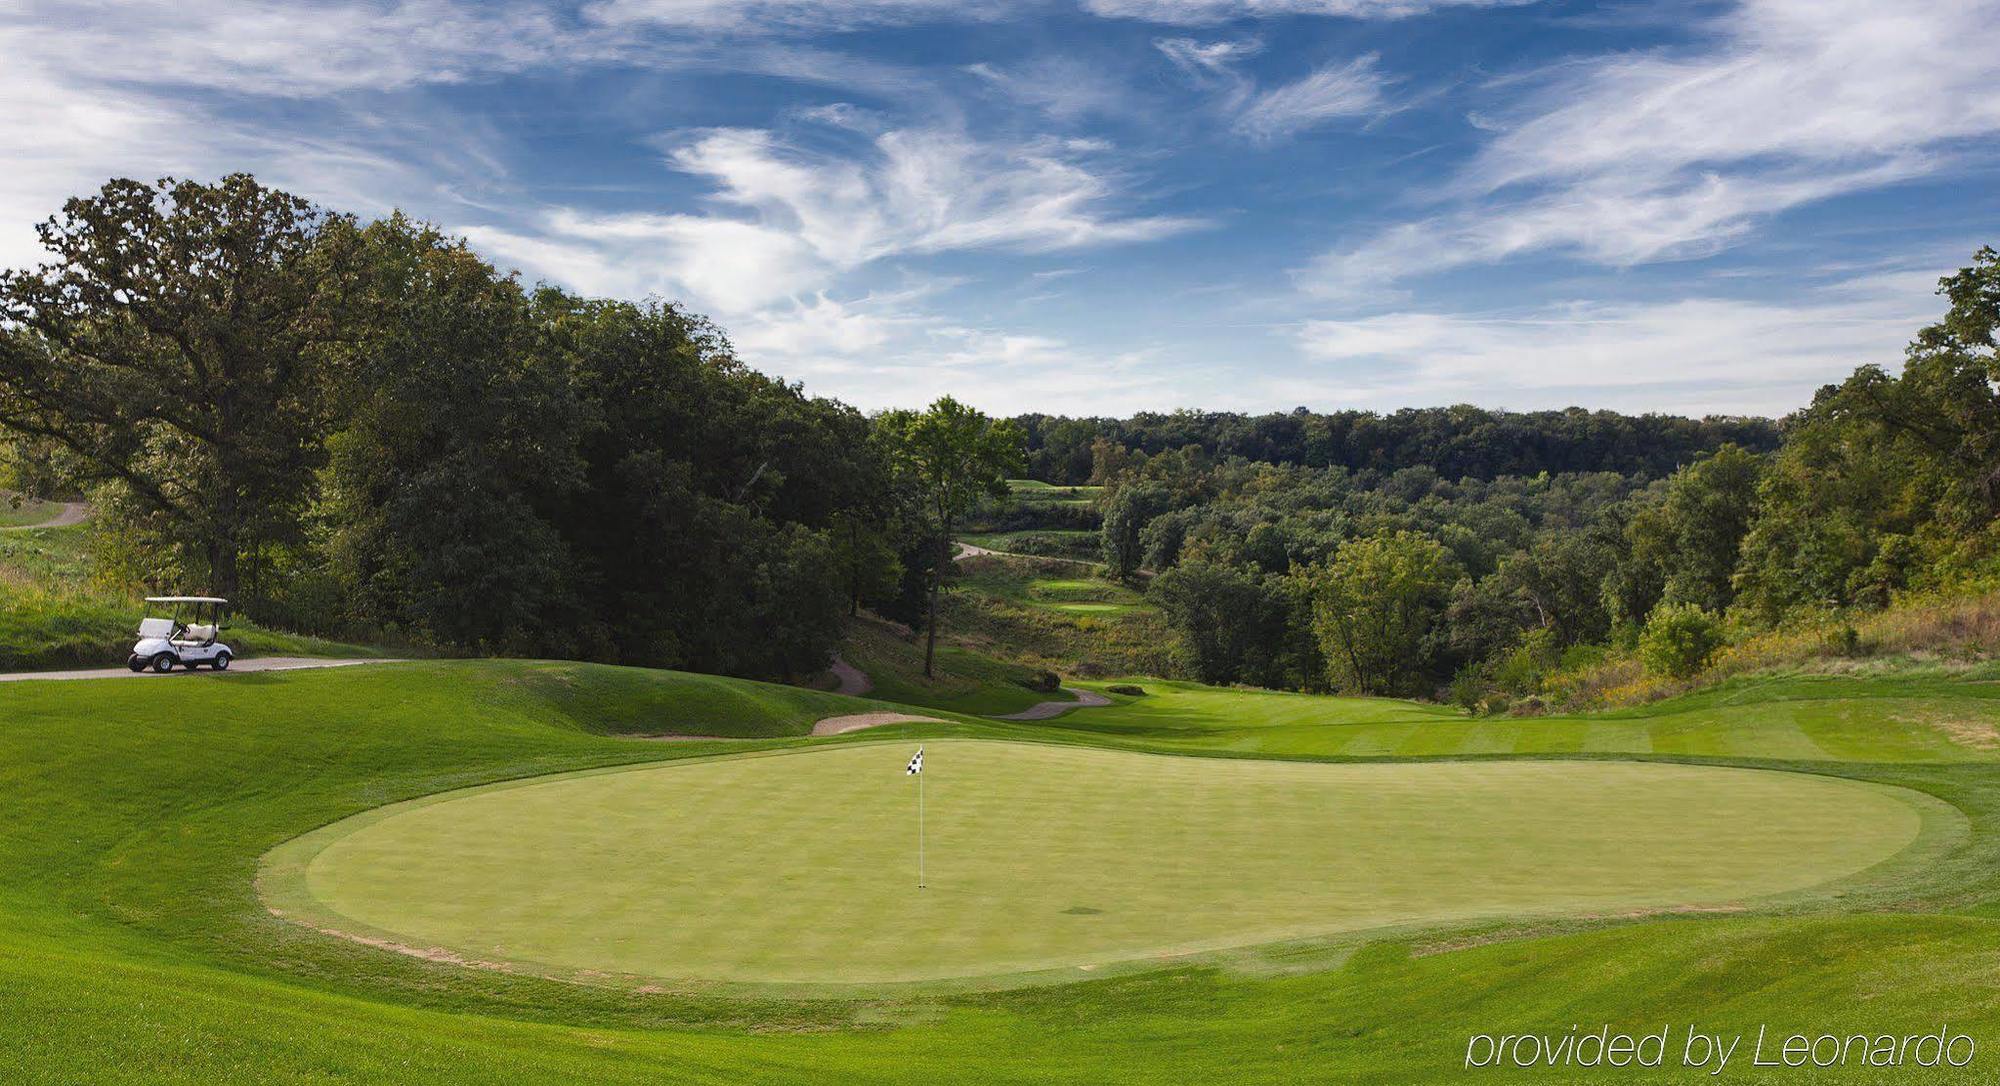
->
[[128, 596, 234, 673]]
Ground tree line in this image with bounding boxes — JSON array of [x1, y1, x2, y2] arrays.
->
[[1097, 247, 2000, 702], [1014, 405, 1778, 487], [0, 176, 1017, 679]]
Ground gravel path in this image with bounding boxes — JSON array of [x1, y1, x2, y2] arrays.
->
[[827, 653, 873, 696], [0, 501, 89, 531], [994, 687, 1113, 721], [953, 540, 1095, 567], [0, 657, 402, 683]]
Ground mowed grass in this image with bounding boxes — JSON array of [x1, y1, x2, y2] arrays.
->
[[6, 661, 2000, 1082], [1004, 479, 1102, 507], [272, 740, 1938, 986], [1059, 677, 2000, 761]]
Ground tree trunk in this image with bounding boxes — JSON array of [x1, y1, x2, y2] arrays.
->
[[208, 535, 240, 599], [923, 580, 939, 678], [922, 522, 950, 678]]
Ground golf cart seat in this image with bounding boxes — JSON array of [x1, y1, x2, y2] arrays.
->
[[181, 624, 217, 645]]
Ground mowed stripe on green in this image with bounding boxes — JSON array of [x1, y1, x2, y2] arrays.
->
[[279, 740, 1930, 985]]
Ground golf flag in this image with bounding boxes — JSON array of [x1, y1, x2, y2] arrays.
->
[[908, 746, 926, 889]]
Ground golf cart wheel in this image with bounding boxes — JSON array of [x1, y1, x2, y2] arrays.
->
[[213, 653, 231, 671], [127, 656, 146, 672], [150, 653, 176, 673]]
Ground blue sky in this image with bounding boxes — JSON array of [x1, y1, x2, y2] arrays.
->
[[6, 0, 1999, 416]]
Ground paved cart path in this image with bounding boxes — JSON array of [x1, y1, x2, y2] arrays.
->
[[994, 687, 1112, 721], [0, 657, 402, 683], [827, 653, 873, 696]]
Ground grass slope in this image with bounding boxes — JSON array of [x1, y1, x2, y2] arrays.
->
[[945, 556, 1171, 677], [4, 662, 2000, 1082], [1052, 675, 2000, 762], [838, 615, 1070, 716]]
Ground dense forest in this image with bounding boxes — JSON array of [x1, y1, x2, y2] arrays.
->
[[1013, 407, 1778, 485], [3, 175, 1994, 705], [1084, 246, 2000, 704], [0, 176, 1012, 677]]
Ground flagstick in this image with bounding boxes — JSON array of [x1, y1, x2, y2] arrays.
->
[[918, 758, 926, 891]]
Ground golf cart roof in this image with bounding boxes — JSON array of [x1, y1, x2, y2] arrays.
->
[[144, 596, 230, 605]]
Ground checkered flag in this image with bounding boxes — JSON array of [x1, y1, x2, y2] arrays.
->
[[906, 747, 923, 775]]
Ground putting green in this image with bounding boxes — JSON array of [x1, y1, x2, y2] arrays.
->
[[265, 740, 1933, 986]]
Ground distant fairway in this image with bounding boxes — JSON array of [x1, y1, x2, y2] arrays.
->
[[269, 739, 1930, 985]]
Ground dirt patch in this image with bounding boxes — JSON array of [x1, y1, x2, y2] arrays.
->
[[812, 711, 946, 736], [269, 906, 514, 972], [1895, 706, 2000, 749]]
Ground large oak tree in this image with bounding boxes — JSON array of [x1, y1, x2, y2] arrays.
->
[[0, 175, 358, 596]]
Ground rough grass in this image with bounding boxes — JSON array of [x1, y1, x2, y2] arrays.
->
[[945, 556, 1172, 678], [1554, 589, 2000, 711], [5, 662, 2000, 1082], [838, 613, 1068, 716]]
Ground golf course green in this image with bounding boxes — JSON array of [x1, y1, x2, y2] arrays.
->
[[5, 660, 2000, 1083], [267, 740, 1935, 985]]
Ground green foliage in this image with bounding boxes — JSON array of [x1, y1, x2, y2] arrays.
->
[[1148, 559, 1269, 684], [1639, 602, 1726, 679], [876, 397, 1026, 676], [1613, 443, 1763, 622], [0, 175, 360, 597], [1307, 530, 1460, 696], [0, 186, 899, 681], [1011, 405, 1777, 483], [1099, 482, 1172, 578], [1445, 666, 1485, 714], [1738, 248, 2000, 622]]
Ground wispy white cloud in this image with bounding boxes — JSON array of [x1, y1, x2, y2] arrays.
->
[[15, 0, 581, 97], [1157, 38, 1389, 141], [583, 0, 1006, 31], [1289, 268, 1944, 415], [965, 57, 1134, 123], [469, 122, 1204, 313], [1095, 0, 1534, 25], [1235, 55, 1389, 142], [1301, 0, 2000, 299]]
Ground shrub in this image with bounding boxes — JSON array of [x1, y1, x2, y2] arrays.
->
[[1446, 667, 1486, 715], [1826, 624, 1865, 657], [1107, 683, 1146, 696], [1016, 669, 1061, 693], [1639, 602, 1726, 679]]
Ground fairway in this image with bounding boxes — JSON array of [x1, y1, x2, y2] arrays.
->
[[268, 739, 1932, 986]]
